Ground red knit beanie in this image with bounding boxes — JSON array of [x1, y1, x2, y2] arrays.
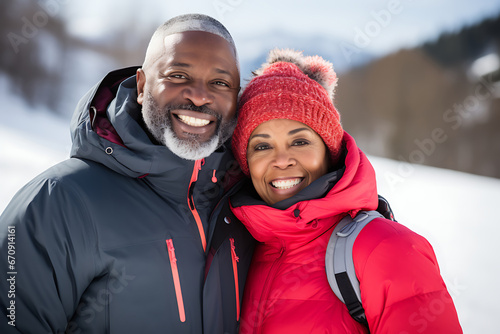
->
[[232, 48, 344, 175]]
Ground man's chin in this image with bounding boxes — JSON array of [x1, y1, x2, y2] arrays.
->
[[174, 131, 212, 143], [162, 128, 220, 161]]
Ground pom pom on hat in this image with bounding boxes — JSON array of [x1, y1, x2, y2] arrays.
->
[[232, 48, 344, 175], [303, 55, 338, 101], [253, 49, 338, 101]]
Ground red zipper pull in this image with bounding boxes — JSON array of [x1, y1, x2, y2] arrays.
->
[[230, 238, 240, 321], [167, 240, 177, 263], [166, 239, 186, 322], [192, 159, 202, 182], [230, 238, 239, 262]]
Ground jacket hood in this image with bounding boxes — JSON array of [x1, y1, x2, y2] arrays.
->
[[230, 132, 378, 245], [70, 67, 231, 199]]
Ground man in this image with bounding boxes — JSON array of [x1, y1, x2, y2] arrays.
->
[[0, 14, 253, 333]]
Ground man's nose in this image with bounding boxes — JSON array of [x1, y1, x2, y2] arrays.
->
[[183, 81, 214, 106]]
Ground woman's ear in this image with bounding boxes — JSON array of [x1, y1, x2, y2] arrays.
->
[[326, 151, 334, 172], [136, 68, 146, 105], [329, 145, 345, 171]]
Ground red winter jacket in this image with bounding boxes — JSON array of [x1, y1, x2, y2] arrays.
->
[[230, 133, 462, 334]]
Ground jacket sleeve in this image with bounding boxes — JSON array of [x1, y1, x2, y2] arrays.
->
[[354, 219, 462, 334], [0, 175, 97, 333]]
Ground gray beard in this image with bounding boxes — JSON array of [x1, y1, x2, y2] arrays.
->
[[142, 92, 236, 160]]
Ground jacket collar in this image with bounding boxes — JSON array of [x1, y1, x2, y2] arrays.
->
[[70, 67, 231, 202]]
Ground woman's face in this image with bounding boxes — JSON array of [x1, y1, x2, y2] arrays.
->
[[247, 119, 330, 205]]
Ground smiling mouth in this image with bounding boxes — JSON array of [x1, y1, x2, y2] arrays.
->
[[177, 114, 211, 127], [271, 178, 303, 190]]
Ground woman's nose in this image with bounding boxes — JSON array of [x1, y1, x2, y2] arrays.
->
[[272, 149, 296, 169]]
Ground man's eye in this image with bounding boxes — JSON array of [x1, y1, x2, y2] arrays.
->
[[165, 73, 189, 82], [213, 80, 230, 87], [170, 74, 187, 79]]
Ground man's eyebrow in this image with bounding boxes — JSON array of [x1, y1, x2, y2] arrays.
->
[[167, 63, 233, 78], [170, 62, 191, 68], [288, 127, 312, 135], [214, 68, 233, 77]]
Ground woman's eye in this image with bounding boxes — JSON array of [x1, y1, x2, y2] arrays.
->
[[292, 140, 309, 146], [254, 143, 270, 151]]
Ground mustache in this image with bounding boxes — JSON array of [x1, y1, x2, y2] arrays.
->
[[167, 103, 222, 121]]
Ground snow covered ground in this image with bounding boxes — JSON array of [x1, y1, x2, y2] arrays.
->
[[372, 156, 499, 333], [1, 77, 498, 332]]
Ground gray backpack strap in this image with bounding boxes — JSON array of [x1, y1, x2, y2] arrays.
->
[[325, 210, 383, 327]]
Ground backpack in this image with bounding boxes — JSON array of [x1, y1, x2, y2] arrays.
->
[[325, 196, 396, 328]]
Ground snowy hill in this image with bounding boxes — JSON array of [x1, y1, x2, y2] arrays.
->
[[1, 79, 499, 333]]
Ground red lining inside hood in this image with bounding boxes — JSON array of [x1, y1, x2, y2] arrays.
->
[[89, 67, 139, 147]]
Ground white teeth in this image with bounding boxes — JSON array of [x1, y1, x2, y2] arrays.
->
[[271, 178, 302, 190], [177, 115, 210, 127]]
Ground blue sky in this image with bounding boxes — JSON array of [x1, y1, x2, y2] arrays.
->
[[63, 0, 500, 57]]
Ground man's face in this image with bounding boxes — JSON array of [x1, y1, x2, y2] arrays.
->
[[136, 31, 240, 160]]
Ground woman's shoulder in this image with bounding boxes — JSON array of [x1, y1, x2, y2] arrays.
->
[[353, 217, 438, 274], [356, 217, 431, 250], [352, 218, 461, 332]]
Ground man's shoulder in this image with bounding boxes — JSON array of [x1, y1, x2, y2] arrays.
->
[[0, 159, 105, 231], [35, 158, 113, 185], [8, 158, 116, 207]]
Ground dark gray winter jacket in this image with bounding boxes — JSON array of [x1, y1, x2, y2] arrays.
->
[[0, 67, 254, 333]]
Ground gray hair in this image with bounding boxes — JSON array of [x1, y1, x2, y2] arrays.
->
[[143, 14, 239, 72]]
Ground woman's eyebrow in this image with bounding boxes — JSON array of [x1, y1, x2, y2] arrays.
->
[[288, 127, 312, 135], [249, 133, 270, 140], [250, 128, 311, 140]]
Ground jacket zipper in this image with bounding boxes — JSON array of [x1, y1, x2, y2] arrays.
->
[[254, 244, 286, 333], [230, 238, 240, 321], [188, 159, 207, 251], [166, 239, 186, 322]]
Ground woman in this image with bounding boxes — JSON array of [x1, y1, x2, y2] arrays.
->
[[230, 49, 462, 333]]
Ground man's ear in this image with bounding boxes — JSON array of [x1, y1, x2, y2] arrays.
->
[[136, 68, 146, 105]]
